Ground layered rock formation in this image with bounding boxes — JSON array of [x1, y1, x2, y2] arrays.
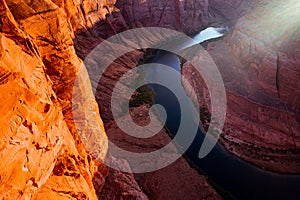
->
[[104, 105, 221, 200], [117, 0, 211, 33], [117, 0, 253, 33], [182, 0, 300, 173], [4, 0, 294, 199], [0, 0, 113, 198], [75, 28, 221, 198], [0, 0, 225, 199]]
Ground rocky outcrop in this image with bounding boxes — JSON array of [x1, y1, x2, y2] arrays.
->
[[0, 0, 113, 199], [0, 0, 219, 199], [116, 0, 211, 33], [208, 0, 254, 21], [116, 0, 253, 33], [74, 23, 221, 199], [105, 105, 221, 200], [98, 155, 149, 200], [182, 0, 300, 173], [1, 0, 263, 198]]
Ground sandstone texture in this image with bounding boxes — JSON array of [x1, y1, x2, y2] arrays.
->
[[75, 22, 221, 198], [182, 0, 300, 173], [0, 0, 114, 199], [3, 0, 294, 199], [117, 0, 253, 33], [0, 0, 222, 199], [105, 105, 221, 200], [117, 0, 211, 33]]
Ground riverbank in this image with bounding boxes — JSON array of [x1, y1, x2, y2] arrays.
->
[[181, 38, 300, 174], [91, 46, 222, 199], [105, 105, 221, 200], [133, 50, 233, 199], [149, 44, 300, 200]]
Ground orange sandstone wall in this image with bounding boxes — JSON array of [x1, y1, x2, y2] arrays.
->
[[0, 0, 114, 199]]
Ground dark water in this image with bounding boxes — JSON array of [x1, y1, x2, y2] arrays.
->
[[144, 49, 300, 200]]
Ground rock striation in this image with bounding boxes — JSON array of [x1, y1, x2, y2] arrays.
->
[[0, 0, 114, 199], [104, 105, 221, 200], [116, 0, 253, 33], [0, 0, 222, 199], [182, 0, 300, 173], [2, 0, 287, 199], [116, 0, 211, 33]]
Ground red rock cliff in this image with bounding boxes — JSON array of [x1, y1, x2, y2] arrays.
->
[[0, 0, 116, 198], [117, 0, 252, 32], [0, 0, 262, 199], [182, 0, 300, 173], [0, 0, 219, 199]]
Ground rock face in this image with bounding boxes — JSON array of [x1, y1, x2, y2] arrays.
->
[[208, 0, 254, 21], [0, 0, 113, 199], [74, 22, 222, 198], [116, 0, 211, 33], [3, 0, 283, 199], [105, 105, 221, 200], [182, 0, 300, 173], [116, 0, 253, 33], [1, 0, 221, 199]]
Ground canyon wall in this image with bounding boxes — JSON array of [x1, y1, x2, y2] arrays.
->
[[75, 30, 221, 198], [2, 0, 293, 199], [0, 0, 224, 199], [117, 0, 211, 33], [116, 0, 253, 33], [182, 0, 300, 173], [74, 0, 241, 199], [0, 0, 115, 198]]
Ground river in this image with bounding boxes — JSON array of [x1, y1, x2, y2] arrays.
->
[[144, 27, 300, 200]]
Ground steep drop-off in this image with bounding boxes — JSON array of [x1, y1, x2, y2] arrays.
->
[[117, 0, 252, 33], [75, 27, 221, 199], [3, 0, 296, 199], [0, 0, 114, 198], [74, 0, 251, 199], [0, 0, 225, 199], [182, 0, 300, 173]]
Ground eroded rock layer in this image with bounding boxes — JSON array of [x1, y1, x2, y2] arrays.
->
[[117, 0, 253, 32], [3, 0, 296, 199], [0, 0, 112, 199], [0, 0, 223, 199], [74, 16, 222, 198], [182, 0, 300, 173]]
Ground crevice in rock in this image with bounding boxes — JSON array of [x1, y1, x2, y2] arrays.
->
[[29, 177, 39, 188], [23, 120, 34, 134], [157, 0, 170, 26], [283, 104, 297, 150], [48, 187, 87, 199], [0, 67, 12, 85], [275, 52, 281, 99]]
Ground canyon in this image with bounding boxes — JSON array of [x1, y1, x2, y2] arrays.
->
[[0, 0, 299, 199], [182, 0, 300, 173]]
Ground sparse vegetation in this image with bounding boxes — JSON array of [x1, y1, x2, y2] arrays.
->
[[200, 106, 211, 131], [129, 85, 154, 107], [129, 49, 156, 108]]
